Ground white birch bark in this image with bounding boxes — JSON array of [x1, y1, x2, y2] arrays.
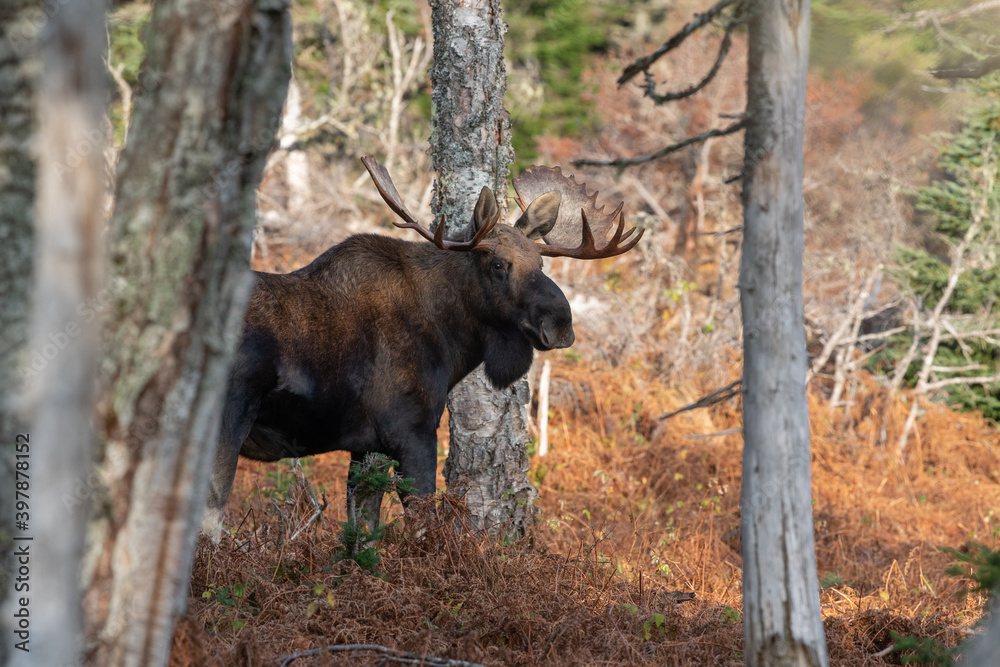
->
[[0, 2, 40, 664], [429, 0, 538, 534], [3, 1, 107, 665], [739, 0, 829, 665]]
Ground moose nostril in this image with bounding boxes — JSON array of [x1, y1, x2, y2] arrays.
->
[[539, 328, 551, 348]]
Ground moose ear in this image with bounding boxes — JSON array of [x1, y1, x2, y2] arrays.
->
[[472, 186, 500, 232], [515, 190, 561, 240]]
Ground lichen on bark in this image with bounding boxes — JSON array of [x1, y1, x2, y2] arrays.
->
[[83, 1, 292, 664]]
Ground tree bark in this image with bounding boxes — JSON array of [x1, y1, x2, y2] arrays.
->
[[19, 2, 108, 663], [429, 0, 538, 534], [957, 598, 1000, 665], [81, 1, 291, 665], [739, 0, 828, 665], [0, 3, 40, 664]]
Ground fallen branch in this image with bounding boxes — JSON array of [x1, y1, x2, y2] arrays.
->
[[696, 225, 743, 236], [854, 326, 907, 342], [660, 379, 741, 421], [931, 53, 1000, 80], [287, 494, 328, 542], [279, 644, 486, 667], [922, 371, 1000, 392], [929, 363, 986, 374], [871, 643, 897, 659], [807, 265, 883, 385], [683, 427, 742, 440]]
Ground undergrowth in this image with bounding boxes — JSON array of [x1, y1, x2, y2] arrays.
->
[[334, 453, 415, 576], [889, 542, 1000, 665], [174, 357, 999, 666]]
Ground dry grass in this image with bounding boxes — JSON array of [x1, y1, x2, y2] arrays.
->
[[169, 352, 999, 666]]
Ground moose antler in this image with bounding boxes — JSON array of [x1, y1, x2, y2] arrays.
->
[[361, 155, 499, 251], [512, 166, 644, 259]]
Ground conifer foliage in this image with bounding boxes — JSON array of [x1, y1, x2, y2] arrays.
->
[[880, 75, 1000, 419]]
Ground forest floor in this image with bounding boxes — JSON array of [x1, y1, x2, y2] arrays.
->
[[169, 352, 999, 666]]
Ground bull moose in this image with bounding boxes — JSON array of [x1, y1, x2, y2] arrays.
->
[[201, 156, 643, 540]]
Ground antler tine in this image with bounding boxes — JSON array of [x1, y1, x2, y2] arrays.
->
[[362, 155, 498, 251], [604, 202, 626, 246], [361, 155, 420, 225], [539, 207, 645, 259], [513, 165, 644, 258]]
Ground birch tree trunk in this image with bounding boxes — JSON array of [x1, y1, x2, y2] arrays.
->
[[15, 2, 108, 664], [739, 0, 828, 665], [429, 0, 538, 534], [81, 2, 291, 665], [0, 4, 40, 664]]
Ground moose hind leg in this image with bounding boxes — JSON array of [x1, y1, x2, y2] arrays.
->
[[202, 391, 260, 543]]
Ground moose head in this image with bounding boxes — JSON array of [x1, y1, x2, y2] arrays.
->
[[361, 155, 644, 381]]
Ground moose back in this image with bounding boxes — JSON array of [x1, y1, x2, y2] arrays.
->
[[201, 157, 643, 540]]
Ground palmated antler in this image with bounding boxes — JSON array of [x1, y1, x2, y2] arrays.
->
[[512, 166, 644, 259], [361, 155, 499, 251]]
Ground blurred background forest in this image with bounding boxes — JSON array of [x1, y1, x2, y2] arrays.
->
[[99, 0, 1000, 664]]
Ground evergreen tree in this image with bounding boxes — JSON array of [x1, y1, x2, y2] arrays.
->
[[880, 75, 1000, 418]]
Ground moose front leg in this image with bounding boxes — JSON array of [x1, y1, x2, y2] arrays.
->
[[395, 435, 437, 500]]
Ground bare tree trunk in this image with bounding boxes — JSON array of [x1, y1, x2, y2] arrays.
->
[[18, 2, 109, 663], [429, 0, 537, 534], [81, 1, 291, 664], [0, 3, 40, 664], [739, 1, 828, 665]]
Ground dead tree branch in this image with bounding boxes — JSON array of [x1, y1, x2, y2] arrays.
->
[[642, 24, 735, 103], [618, 0, 741, 86], [931, 54, 1000, 80], [684, 427, 743, 439], [573, 118, 746, 169], [898, 151, 995, 453], [660, 379, 742, 421], [923, 370, 1000, 392], [807, 265, 883, 385], [882, 0, 1000, 35]]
